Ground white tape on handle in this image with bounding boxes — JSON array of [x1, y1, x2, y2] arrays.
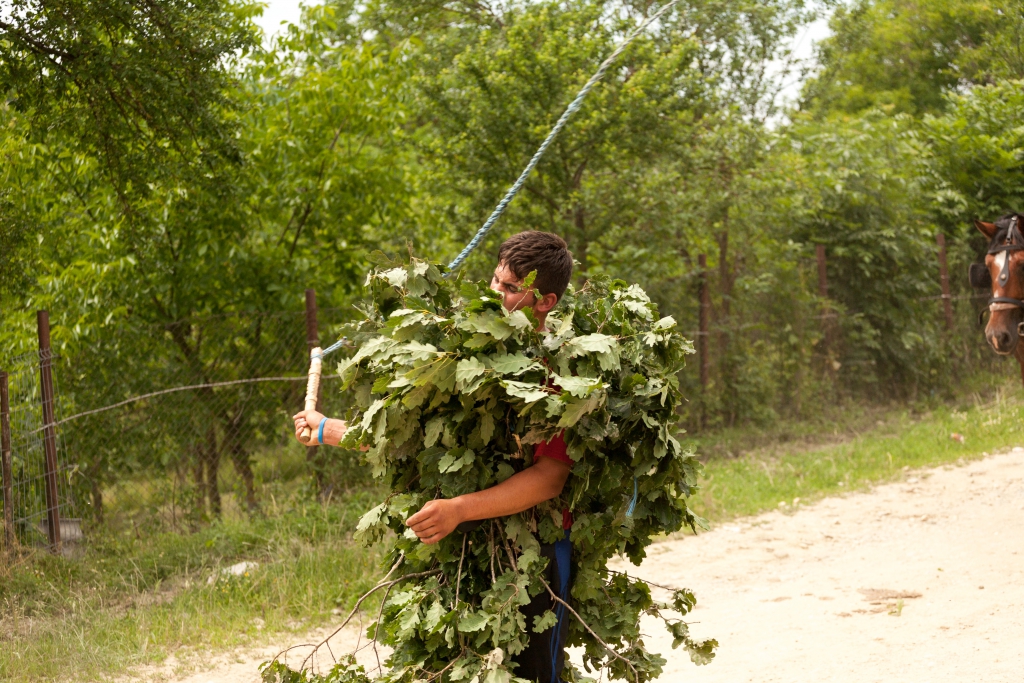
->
[[299, 347, 323, 444]]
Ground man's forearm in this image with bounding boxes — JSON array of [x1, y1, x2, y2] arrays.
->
[[320, 418, 347, 446], [451, 458, 570, 522]]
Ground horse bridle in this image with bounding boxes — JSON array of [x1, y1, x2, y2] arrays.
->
[[971, 214, 1024, 331]]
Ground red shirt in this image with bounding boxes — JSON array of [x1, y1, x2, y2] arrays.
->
[[534, 431, 573, 530]]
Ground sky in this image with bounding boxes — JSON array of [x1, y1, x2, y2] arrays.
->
[[253, 0, 306, 40], [253, 0, 832, 105]]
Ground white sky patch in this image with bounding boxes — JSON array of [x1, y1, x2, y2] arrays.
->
[[253, 0, 306, 44], [773, 17, 832, 108]]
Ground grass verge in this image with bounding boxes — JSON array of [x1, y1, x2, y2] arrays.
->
[[0, 487, 383, 682], [687, 383, 1024, 522]]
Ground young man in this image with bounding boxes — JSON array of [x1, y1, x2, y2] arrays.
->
[[293, 230, 575, 683]]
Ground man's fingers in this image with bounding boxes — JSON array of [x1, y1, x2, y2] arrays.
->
[[408, 519, 437, 533], [406, 505, 436, 527], [406, 511, 426, 526]]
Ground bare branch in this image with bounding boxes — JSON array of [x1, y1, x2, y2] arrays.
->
[[537, 575, 639, 683]]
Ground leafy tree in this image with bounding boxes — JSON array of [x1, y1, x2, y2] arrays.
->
[[365, 0, 813, 277], [784, 111, 950, 394], [0, 0, 261, 222], [921, 80, 1024, 234], [0, 4, 415, 520], [801, 0, 1024, 117]]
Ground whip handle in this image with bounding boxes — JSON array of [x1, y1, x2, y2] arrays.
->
[[299, 347, 323, 444]]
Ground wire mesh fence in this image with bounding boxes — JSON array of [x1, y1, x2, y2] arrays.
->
[[0, 256, 1008, 555], [1, 351, 77, 552], [1, 299, 363, 553]]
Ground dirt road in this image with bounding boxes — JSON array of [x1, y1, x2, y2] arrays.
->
[[142, 449, 1024, 682], [610, 448, 1024, 682]]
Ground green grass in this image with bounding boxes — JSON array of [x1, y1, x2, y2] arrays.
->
[[687, 383, 1024, 522], [0, 477, 384, 682]]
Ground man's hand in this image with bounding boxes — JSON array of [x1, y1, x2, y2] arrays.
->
[[293, 409, 327, 444], [404, 458, 570, 545], [406, 499, 463, 545]]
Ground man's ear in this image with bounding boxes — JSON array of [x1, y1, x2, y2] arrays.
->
[[533, 291, 559, 315], [975, 219, 998, 239]]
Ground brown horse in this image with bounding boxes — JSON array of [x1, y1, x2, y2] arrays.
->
[[972, 214, 1024, 383]]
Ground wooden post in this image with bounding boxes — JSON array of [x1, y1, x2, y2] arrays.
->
[[698, 254, 710, 428], [304, 290, 325, 494], [37, 311, 61, 553], [1, 371, 14, 553], [936, 233, 954, 331]]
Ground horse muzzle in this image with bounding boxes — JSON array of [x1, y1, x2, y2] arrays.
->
[[985, 307, 1024, 354]]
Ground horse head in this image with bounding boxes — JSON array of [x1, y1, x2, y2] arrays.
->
[[974, 214, 1024, 355]]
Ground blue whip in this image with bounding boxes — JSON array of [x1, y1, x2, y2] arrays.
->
[[445, 1, 680, 274]]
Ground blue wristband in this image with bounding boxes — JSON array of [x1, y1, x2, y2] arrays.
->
[[317, 417, 328, 445]]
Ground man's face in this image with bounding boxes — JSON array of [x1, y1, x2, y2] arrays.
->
[[490, 261, 537, 312]]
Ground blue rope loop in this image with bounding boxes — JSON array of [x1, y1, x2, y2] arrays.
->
[[626, 475, 639, 518], [315, 337, 349, 361], [445, 0, 680, 275]]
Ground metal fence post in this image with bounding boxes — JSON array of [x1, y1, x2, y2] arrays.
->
[[936, 233, 954, 331], [37, 311, 61, 552], [1, 371, 13, 553], [698, 254, 710, 428]]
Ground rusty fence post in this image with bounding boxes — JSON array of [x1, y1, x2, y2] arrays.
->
[[698, 254, 710, 428], [936, 233, 954, 331], [304, 289, 326, 495], [37, 311, 61, 553], [1, 371, 13, 553]]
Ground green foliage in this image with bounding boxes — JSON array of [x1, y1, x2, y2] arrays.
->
[[921, 81, 1024, 232], [273, 255, 714, 682], [784, 111, 951, 392], [0, 0, 261, 208], [801, 0, 1018, 117], [368, 0, 814, 276]]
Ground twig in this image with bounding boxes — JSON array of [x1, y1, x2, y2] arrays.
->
[[372, 580, 397, 675], [537, 576, 639, 683], [500, 532, 519, 572], [296, 569, 437, 672], [604, 568, 681, 593], [424, 649, 466, 682], [455, 533, 467, 609], [273, 558, 441, 673], [488, 521, 498, 584]]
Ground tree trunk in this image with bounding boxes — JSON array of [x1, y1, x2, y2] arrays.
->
[[716, 229, 738, 427], [193, 441, 206, 519]]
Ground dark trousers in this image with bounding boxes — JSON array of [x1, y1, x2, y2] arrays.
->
[[513, 530, 572, 683]]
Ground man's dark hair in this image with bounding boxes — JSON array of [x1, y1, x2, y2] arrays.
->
[[497, 231, 574, 299]]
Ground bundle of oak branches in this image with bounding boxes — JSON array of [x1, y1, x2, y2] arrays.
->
[[263, 253, 716, 683]]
